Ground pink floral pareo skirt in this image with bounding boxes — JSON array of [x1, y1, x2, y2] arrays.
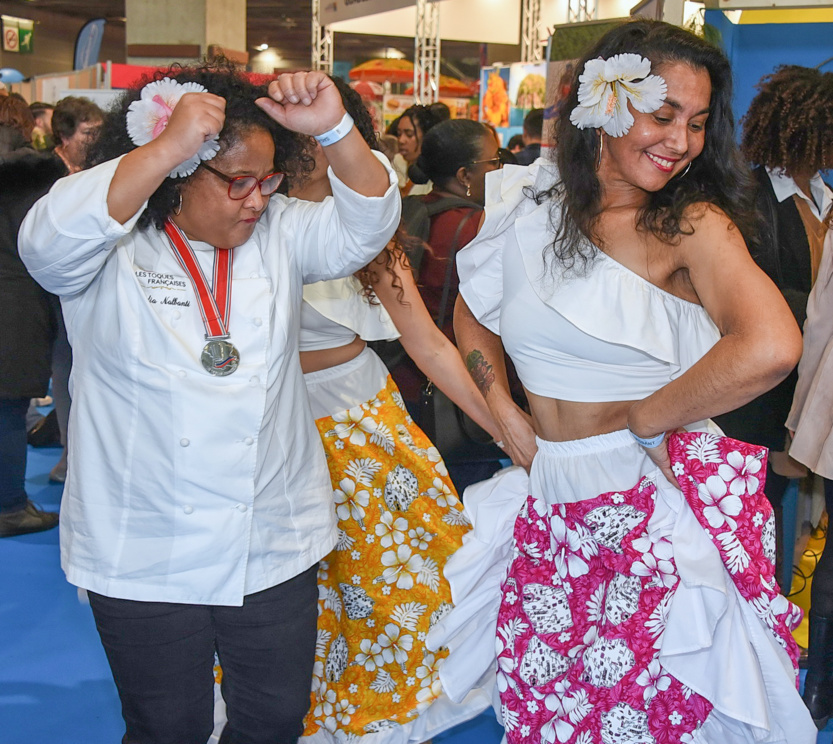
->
[[495, 432, 802, 744]]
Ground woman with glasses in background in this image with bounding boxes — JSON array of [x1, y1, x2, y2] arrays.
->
[[391, 119, 503, 403]]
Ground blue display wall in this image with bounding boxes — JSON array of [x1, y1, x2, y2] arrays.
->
[[705, 9, 833, 185]]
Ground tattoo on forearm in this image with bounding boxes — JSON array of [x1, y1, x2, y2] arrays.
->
[[466, 350, 496, 395]]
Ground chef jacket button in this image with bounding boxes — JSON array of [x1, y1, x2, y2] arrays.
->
[[236, 503, 248, 513], [249, 376, 260, 387], [249, 272, 258, 279], [253, 317, 263, 327], [172, 310, 181, 320], [178, 369, 187, 378], [244, 436, 254, 446], [183, 505, 194, 515], [180, 438, 190, 447]]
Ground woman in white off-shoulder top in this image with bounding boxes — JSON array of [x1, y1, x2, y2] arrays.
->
[[427, 19, 817, 744]]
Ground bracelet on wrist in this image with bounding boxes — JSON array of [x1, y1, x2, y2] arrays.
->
[[627, 426, 666, 448], [314, 112, 354, 147]]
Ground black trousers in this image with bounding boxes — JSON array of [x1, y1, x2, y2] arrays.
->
[[88, 564, 319, 744], [0, 397, 30, 513]]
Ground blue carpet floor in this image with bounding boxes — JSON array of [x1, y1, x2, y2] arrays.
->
[[1, 443, 830, 744]]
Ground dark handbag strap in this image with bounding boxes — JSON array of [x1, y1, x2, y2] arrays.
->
[[435, 207, 482, 330]]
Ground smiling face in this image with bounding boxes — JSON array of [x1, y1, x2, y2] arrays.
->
[[174, 127, 276, 249], [599, 61, 711, 197], [396, 115, 422, 164]]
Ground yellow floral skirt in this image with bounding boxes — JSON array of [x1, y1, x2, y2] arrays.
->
[[302, 374, 471, 739]]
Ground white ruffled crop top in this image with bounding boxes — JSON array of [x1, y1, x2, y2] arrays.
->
[[457, 160, 720, 403], [300, 276, 399, 352]]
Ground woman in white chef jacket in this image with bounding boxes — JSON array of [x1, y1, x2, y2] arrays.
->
[[18, 63, 400, 744]]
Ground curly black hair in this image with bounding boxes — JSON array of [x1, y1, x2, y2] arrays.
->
[[86, 59, 313, 231], [546, 19, 758, 274], [741, 65, 833, 176]]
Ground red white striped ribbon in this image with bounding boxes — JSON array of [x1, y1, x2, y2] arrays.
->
[[163, 219, 232, 339]]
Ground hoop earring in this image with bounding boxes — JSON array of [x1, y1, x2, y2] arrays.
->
[[173, 192, 183, 215], [595, 132, 604, 171], [676, 162, 692, 179]]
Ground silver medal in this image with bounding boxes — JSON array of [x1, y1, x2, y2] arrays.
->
[[201, 339, 240, 376]]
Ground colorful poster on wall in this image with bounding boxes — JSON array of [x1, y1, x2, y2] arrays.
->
[[381, 94, 413, 131], [508, 62, 547, 122], [544, 59, 576, 145], [480, 66, 510, 131], [480, 62, 548, 145]]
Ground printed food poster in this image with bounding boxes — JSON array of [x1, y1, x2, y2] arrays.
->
[[382, 94, 413, 131], [480, 66, 510, 129], [480, 62, 548, 144], [509, 62, 547, 120]]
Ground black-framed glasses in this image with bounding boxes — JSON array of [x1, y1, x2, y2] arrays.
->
[[469, 156, 503, 169], [199, 163, 285, 200]]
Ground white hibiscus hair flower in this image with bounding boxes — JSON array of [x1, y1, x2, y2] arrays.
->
[[570, 53, 667, 137], [126, 79, 221, 177]]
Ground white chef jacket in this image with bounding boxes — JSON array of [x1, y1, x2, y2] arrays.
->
[[19, 152, 400, 606]]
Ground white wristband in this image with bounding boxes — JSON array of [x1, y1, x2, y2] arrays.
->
[[314, 112, 354, 147], [628, 427, 666, 448]]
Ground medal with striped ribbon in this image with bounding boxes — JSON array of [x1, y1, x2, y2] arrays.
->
[[163, 219, 240, 376]]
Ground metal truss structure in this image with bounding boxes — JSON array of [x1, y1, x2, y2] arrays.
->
[[414, 0, 441, 104], [311, 0, 333, 73], [568, 0, 597, 24], [521, 0, 543, 62]]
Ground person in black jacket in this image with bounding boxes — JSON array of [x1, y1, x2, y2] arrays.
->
[[0, 149, 67, 536], [711, 64, 833, 726], [513, 107, 543, 166], [714, 66, 833, 578]]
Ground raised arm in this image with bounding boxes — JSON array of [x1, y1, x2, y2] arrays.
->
[[627, 205, 803, 480], [368, 250, 500, 443], [257, 72, 389, 198], [453, 295, 538, 470], [262, 73, 400, 283]]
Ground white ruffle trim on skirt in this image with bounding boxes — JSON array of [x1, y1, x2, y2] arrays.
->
[[427, 431, 816, 744]]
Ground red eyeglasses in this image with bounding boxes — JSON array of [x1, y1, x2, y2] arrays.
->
[[199, 163, 285, 200]]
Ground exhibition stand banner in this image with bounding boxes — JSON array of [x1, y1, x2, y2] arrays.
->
[[479, 62, 546, 143]]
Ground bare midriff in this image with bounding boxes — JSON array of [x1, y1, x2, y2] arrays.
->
[[299, 335, 366, 374], [526, 389, 639, 442]]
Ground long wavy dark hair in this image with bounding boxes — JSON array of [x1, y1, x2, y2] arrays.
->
[[86, 59, 312, 231], [741, 64, 833, 175], [547, 19, 757, 273]]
